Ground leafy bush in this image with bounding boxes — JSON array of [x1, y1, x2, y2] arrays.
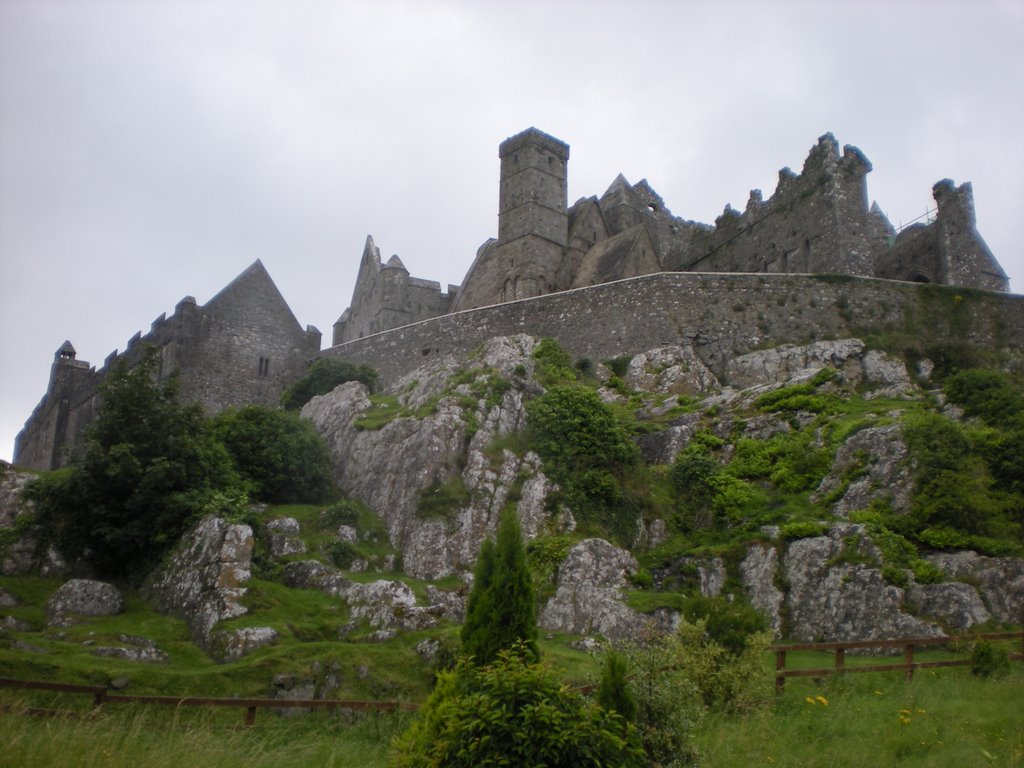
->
[[780, 521, 826, 540], [26, 348, 245, 581], [532, 337, 578, 388], [210, 406, 335, 504], [605, 355, 632, 378], [394, 649, 644, 768], [681, 595, 768, 657], [280, 358, 377, 411], [943, 369, 1024, 426], [970, 639, 1010, 678], [328, 540, 359, 569], [319, 498, 361, 529], [527, 384, 641, 540], [675, 618, 773, 713], [902, 413, 1021, 545], [618, 632, 702, 768]]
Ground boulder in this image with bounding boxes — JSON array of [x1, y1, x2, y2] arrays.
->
[[264, 517, 307, 558], [740, 544, 785, 636], [539, 538, 651, 640], [725, 339, 866, 389], [624, 345, 720, 395], [927, 552, 1024, 625], [905, 583, 990, 630], [143, 516, 254, 649], [46, 579, 123, 626], [214, 627, 279, 662], [92, 645, 169, 663]]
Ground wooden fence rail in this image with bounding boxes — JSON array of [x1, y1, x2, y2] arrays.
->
[[0, 677, 418, 726], [3, 631, 1022, 721], [770, 630, 1024, 694]]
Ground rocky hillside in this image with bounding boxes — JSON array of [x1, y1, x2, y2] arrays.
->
[[1, 334, 1022, 674]]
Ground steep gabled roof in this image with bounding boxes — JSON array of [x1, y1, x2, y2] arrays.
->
[[203, 259, 303, 329]]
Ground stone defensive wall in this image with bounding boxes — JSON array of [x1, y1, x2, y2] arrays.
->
[[321, 272, 1024, 385]]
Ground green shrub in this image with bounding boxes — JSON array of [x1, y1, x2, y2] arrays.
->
[[943, 369, 1024, 426], [910, 558, 945, 584], [606, 355, 632, 378], [328, 540, 359, 569], [619, 632, 702, 767], [210, 406, 335, 504], [280, 358, 378, 411], [681, 595, 768, 657], [26, 348, 245, 582], [319, 498, 361, 529], [533, 337, 578, 387], [970, 639, 1010, 678], [394, 649, 644, 768], [780, 521, 826, 540], [527, 384, 641, 540], [881, 565, 909, 587]]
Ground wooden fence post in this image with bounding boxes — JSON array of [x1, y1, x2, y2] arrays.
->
[[775, 649, 787, 694], [904, 644, 914, 681], [835, 647, 845, 674]]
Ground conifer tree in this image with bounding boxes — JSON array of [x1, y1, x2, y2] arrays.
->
[[460, 508, 538, 665], [597, 650, 637, 722]]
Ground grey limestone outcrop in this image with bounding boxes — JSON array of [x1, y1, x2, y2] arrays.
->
[[143, 516, 258, 650], [538, 538, 653, 640], [815, 424, 913, 517], [302, 334, 568, 580]]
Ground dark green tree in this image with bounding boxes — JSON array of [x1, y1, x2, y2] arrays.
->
[[280, 358, 378, 411], [597, 650, 637, 722], [27, 348, 245, 581], [460, 508, 538, 665], [209, 405, 334, 503]]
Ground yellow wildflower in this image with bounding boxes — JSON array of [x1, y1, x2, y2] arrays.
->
[[806, 697, 815, 705], [899, 708, 912, 716], [899, 716, 911, 725], [816, 695, 829, 706]]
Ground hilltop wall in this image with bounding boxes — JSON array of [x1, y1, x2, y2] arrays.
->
[[321, 272, 1024, 385]]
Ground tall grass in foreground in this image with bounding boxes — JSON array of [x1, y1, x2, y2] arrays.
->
[[696, 666, 1024, 767], [2, 666, 1021, 767], [0, 703, 404, 768]]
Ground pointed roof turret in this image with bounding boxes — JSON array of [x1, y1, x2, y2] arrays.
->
[[55, 340, 76, 360], [383, 254, 408, 272]]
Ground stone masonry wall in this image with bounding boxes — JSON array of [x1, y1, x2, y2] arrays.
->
[[321, 272, 1024, 386]]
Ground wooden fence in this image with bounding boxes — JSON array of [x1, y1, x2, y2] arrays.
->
[[3, 631, 1022, 722], [0, 677, 418, 726], [771, 630, 1024, 693]]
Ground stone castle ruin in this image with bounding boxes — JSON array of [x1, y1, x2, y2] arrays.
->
[[14, 128, 1019, 470]]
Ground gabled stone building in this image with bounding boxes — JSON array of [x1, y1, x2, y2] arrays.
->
[[15, 260, 321, 470]]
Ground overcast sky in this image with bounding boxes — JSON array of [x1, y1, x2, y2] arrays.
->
[[2, 0, 1022, 463]]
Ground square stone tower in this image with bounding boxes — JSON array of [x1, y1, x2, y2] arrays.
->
[[495, 128, 570, 300]]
